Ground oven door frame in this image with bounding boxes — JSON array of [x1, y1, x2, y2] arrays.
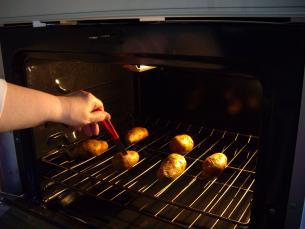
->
[[284, 68, 305, 229]]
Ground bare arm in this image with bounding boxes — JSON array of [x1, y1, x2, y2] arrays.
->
[[0, 82, 110, 135]]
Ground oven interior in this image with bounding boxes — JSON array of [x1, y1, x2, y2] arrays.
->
[[21, 55, 262, 228], [1, 22, 304, 229]]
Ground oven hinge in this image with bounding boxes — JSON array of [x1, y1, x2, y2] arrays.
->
[[139, 16, 166, 22], [290, 17, 305, 22], [32, 20, 78, 28], [32, 20, 47, 28]]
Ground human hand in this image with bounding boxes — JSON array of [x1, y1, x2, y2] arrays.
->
[[58, 91, 110, 136]]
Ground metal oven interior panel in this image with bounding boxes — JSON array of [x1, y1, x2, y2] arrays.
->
[[20, 57, 262, 228]]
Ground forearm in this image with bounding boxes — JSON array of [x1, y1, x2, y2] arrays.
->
[[0, 83, 63, 131]]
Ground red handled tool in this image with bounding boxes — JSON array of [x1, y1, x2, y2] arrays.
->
[[101, 119, 127, 154]]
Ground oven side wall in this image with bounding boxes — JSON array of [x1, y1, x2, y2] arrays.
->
[[0, 0, 305, 24]]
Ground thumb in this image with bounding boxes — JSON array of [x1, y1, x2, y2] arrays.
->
[[89, 110, 111, 123]]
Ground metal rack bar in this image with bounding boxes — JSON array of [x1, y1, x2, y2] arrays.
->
[[170, 147, 252, 225], [43, 160, 250, 226], [107, 129, 173, 182], [43, 161, 250, 225], [154, 171, 202, 216], [42, 175, 187, 229], [78, 129, 179, 197], [43, 120, 174, 196], [155, 132, 246, 202], [43, 116, 165, 165], [43, 121, 191, 203], [188, 150, 257, 227], [41, 121, 258, 227], [109, 129, 213, 202], [233, 202, 252, 229], [210, 178, 255, 228], [155, 131, 227, 198], [227, 166, 255, 174], [148, 132, 241, 217], [205, 152, 256, 212]]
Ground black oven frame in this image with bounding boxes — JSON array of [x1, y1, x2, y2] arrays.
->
[[0, 20, 305, 228]]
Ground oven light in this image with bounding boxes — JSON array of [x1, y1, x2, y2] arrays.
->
[[123, 65, 156, 72]]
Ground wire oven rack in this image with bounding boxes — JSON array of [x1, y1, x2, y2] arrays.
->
[[41, 118, 258, 228]]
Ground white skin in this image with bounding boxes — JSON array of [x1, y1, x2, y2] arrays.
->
[[0, 82, 110, 136]]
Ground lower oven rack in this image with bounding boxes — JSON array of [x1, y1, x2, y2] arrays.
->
[[41, 118, 258, 228]]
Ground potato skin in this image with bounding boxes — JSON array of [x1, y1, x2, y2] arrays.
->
[[82, 139, 108, 156], [201, 153, 227, 179], [169, 134, 194, 154], [67, 139, 108, 158], [125, 127, 149, 145], [112, 150, 140, 170], [157, 153, 187, 180]]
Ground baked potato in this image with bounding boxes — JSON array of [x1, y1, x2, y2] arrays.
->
[[201, 152, 228, 179], [169, 134, 194, 154], [67, 139, 108, 158], [82, 139, 108, 156], [125, 127, 149, 145], [112, 150, 140, 170], [157, 153, 187, 180]]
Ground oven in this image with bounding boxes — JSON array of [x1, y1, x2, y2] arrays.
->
[[0, 20, 305, 229]]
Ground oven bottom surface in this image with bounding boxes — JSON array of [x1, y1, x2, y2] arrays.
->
[[40, 118, 258, 228]]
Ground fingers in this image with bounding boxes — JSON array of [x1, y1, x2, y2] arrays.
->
[[82, 125, 93, 136], [67, 91, 110, 136], [82, 123, 100, 136], [90, 123, 100, 136], [105, 112, 111, 120], [75, 126, 82, 132], [89, 110, 111, 123]]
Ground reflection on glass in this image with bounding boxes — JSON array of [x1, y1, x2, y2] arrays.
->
[[123, 65, 156, 72]]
